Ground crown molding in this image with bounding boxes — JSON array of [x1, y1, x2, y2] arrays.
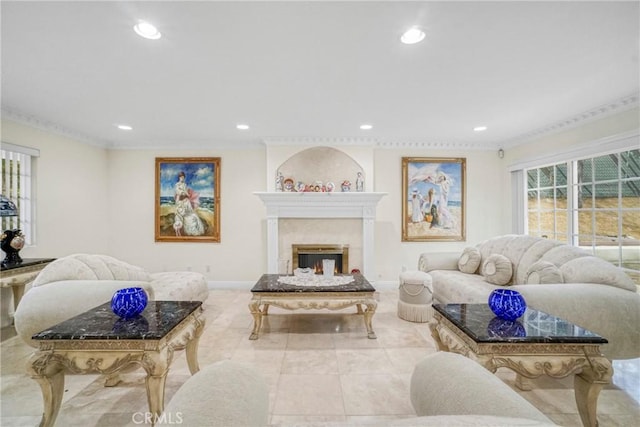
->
[[262, 137, 379, 146], [1, 106, 110, 148], [264, 137, 491, 150], [375, 140, 486, 150], [501, 93, 639, 148], [106, 140, 265, 151]]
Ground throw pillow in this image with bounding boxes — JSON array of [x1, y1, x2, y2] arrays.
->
[[458, 247, 481, 274], [482, 254, 513, 285], [524, 261, 563, 284]]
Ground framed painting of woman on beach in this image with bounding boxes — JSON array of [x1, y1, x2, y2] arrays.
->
[[155, 157, 221, 242], [402, 157, 466, 242]]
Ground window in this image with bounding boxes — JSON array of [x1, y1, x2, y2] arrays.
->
[[1, 143, 39, 245], [525, 148, 640, 283]]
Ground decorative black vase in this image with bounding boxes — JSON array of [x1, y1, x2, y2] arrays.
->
[[1, 229, 25, 268]]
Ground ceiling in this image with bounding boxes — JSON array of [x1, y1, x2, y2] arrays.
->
[[1, 1, 639, 150]]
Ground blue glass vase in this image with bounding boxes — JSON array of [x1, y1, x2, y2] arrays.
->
[[111, 287, 148, 319], [488, 289, 526, 321]]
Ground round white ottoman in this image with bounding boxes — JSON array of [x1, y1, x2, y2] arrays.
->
[[398, 271, 433, 323]]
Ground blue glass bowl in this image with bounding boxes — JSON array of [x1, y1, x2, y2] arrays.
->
[[488, 289, 526, 321], [111, 287, 148, 319]]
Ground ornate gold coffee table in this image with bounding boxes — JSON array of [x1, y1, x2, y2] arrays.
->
[[28, 300, 205, 427], [429, 303, 612, 427], [249, 273, 377, 340]]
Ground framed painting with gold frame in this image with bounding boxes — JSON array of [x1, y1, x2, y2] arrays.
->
[[402, 157, 466, 242], [155, 157, 221, 242]]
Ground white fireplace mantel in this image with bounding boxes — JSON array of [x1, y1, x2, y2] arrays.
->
[[254, 192, 387, 279]]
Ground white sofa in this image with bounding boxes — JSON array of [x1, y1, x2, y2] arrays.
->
[[14, 253, 209, 347], [417, 234, 640, 360], [169, 352, 555, 426]]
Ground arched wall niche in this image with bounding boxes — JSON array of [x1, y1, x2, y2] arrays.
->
[[276, 146, 364, 191]]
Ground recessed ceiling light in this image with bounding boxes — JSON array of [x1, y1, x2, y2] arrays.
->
[[360, 124, 373, 130], [116, 124, 133, 131], [401, 27, 425, 44], [473, 126, 488, 132], [134, 20, 161, 40], [236, 124, 250, 130]]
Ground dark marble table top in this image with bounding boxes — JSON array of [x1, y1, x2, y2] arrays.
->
[[433, 304, 607, 344], [251, 273, 375, 293], [1, 258, 56, 272], [32, 301, 201, 341]]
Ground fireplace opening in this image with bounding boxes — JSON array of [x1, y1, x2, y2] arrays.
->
[[292, 244, 349, 274]]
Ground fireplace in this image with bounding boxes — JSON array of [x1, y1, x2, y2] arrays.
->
[[254, 192, 386, 279], [292, 244, 349, 274]]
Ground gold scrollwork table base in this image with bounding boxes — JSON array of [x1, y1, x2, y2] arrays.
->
[[249, 291, 377, 340], [27, 309, 205, 427], [429, 313, 612, 427]]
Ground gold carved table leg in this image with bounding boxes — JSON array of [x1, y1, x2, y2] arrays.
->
[[27, 354, 65, 427], [574, 357, 613, 427], [140, 345, 174, 421], [363, 300, 377, 339], [248, 300, 263, 340], [184, 317, 205, 374]]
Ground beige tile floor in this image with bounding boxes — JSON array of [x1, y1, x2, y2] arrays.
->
[[1, 288, 638, 426]]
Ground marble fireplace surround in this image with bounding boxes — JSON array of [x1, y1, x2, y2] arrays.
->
[[254, 192, 386, 280]]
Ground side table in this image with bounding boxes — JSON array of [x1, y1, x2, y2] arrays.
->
[[429, 303, 612, 427], [0, 258, 55, 325], [29, 300, 204, 427]]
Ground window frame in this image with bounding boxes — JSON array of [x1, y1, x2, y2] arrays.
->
[[509, 131, 639, 280], [1, 142, 39, 245]]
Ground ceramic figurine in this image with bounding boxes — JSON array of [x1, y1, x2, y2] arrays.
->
[[341, 180, 351, 192], [283, 178, 296, 192], [356, 172, 364, 192], [275, 172, 284, 192]]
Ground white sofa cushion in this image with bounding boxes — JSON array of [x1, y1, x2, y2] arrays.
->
[[411, 352, 554, 424], [431, 270, 492, 304], [458, 247, 481, 274], [482, 254, 513, 285], [524, 261, 563, 284], [31, 254, 151, 287], [560, 257, 637, 292], [150, 271, 209, 301], [165, 360, 269, 427]]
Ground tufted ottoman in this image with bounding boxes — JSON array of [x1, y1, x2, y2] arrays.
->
[[398, 270, 433, 322]]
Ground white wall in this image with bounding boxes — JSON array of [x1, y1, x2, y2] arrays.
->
[[1, 119, 110, 257], [373, 148, 506, 280], [105, 147, 267, 281]]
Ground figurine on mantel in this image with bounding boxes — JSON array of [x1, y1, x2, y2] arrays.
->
[[275, 172, 284, 192], [341, 180, 351, 192], [356, 172, 364, 192]]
